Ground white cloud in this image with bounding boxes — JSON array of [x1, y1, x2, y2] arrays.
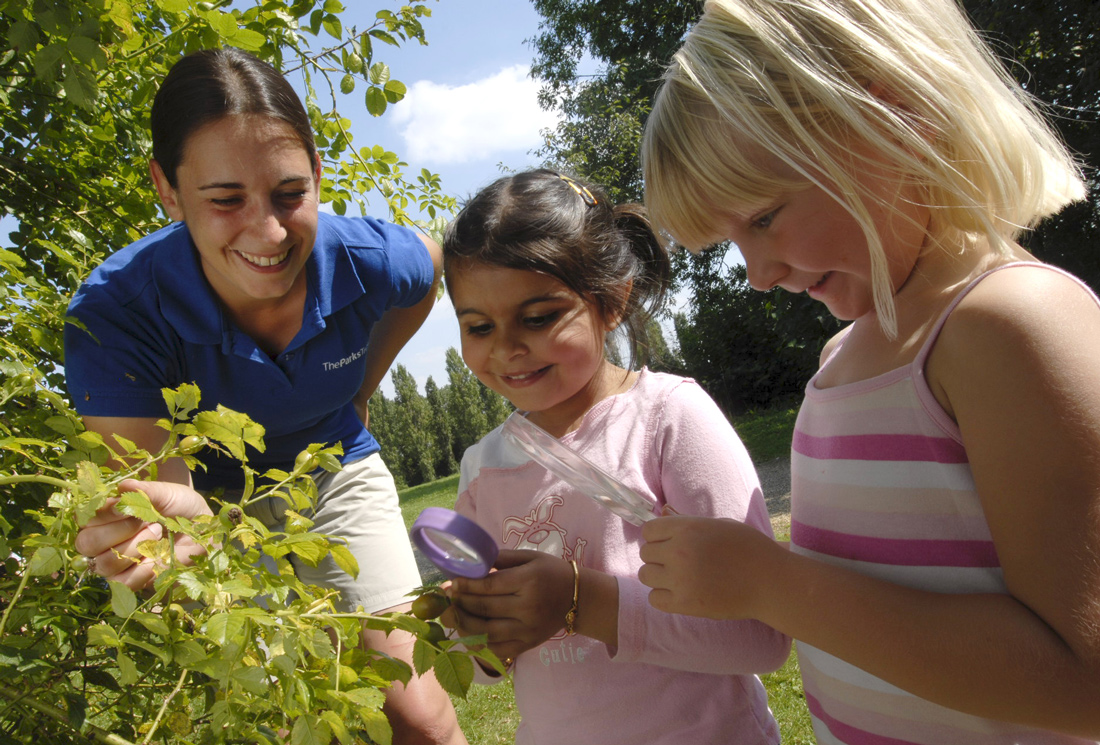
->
[[391, 65, 560, 165]]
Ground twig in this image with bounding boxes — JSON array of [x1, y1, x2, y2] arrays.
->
[[141, 668, 188, 745]]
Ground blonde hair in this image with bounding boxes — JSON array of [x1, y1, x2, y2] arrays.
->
[[643, 0, 1085, 336]]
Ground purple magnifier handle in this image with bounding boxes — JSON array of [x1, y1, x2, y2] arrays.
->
[[410, 507, 499, 579]]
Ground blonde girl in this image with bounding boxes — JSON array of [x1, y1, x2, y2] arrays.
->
[[638, 0, 1100, 742]]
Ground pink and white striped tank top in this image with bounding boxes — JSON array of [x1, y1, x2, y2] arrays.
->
[[790, 262, 1099, 745]]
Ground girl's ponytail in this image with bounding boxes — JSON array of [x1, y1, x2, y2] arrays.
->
[[610, 203, 672, 369]]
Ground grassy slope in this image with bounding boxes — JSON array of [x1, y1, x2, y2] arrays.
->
[[397, 406, 811, 742]]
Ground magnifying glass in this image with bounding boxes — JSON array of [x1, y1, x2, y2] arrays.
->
[[410, 507, 499, 579], [501, 412, 659, 526]]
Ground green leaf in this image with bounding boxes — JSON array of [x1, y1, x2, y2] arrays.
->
[[67, 35, 104, 68], [86, 624, 121, 648], [320, 711, 351, 745], [365, 87, 387, 117], [163, 383, 201, 417], [204, 9, 239, 37], [63, 63, 99, 110], [287, 537, 327, 567], [230, 665, 269, 695], [170, 639, 207, 667], [117, 489, 162, 523], [359, 708, 392, 745], [411, 639, 436, 676], [368, 62, 389, 85], [155, 0, 190, 11], [27, 546, 63, 576], [175, 571, 206, 601], [75, 460, 105, 497], [317, 452, 343, 473], [109, 581, 138, 618], [195, 406, 266, 460], [384, 79, 407, 99], [291, 714, 330, 745], [204, 611, 247, 645], [81, 667, 121, 691], [232, 27, 266, 51], [369, 654, 411, 686], [7, 20, 39, 52], [65, 693, 87, 731], [117, 653, 139, 686], [44, 415, 76, 436], [430, 650, 474, 699], [33, 44, 65, 82], [323, 0, 344, 13], [132, 611, 171, 637], [369, 28, 398, 47], [321, 14, 342, 40], [329, 543, 359, 579], [340, 73, 355, 95]]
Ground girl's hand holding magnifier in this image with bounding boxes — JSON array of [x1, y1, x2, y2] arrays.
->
[[444, 550, 578, 663]]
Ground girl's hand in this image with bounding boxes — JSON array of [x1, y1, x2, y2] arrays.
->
[[639, 515, 782, 620], [74, 479, 213, 590], [443, 549, 576, 662]]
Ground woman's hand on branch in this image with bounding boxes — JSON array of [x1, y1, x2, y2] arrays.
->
[[74, 479, 214, 590]]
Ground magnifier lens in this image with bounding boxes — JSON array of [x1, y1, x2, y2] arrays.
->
[[419, 527, 482, 566], [410, 507, 499, 579]]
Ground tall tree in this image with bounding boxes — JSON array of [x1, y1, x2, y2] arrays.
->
[[445, 347, 490, 463], [424, 375, 458, 478], [389, 364, 436, 486], [367, 388, 404, 487]]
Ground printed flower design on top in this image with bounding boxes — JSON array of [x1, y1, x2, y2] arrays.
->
[[502, 495, 587, 563], [502, 495, 588, 647]]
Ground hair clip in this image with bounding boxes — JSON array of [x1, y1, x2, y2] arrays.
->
[[557, 173, 598, 207]]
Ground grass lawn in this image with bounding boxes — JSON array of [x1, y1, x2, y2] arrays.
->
[[397, 405, 812, 743]]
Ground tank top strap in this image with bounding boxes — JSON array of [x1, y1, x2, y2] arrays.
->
[[913, 261, 1049, 370]]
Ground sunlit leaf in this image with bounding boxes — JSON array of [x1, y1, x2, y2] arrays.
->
[[431, 650, 474, 699], [27, 546, 62, 576], [109, 581, 138, 618]]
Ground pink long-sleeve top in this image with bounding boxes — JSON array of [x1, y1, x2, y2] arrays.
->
[[455, 369, 790, 745]]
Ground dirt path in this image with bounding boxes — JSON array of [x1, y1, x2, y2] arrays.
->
[[756, 456, 792, 535]]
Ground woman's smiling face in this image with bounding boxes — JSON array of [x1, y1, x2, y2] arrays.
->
[[151, 114, 321, 313]]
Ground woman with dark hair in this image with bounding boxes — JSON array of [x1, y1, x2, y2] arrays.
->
[[66, 48, 466, 744]]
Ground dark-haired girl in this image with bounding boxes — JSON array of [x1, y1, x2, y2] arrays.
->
[[440, 169, 790, 744], [65, 47, 466, 744]]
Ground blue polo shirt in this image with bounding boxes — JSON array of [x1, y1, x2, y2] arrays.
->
[[65, 213, 434, 491]]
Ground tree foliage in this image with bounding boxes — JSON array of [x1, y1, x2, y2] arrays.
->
[[370, 350, 510, 489], [960, 0, 1100, 288], [0, 1, 483, 741], [530, 0, 1100, 413], [531, 0, 701, 202], [674, 249, 841, 414]]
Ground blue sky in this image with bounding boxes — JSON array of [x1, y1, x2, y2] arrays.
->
[[332, 1, 566, 395]]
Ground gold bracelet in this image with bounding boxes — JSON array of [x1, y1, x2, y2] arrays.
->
[[564, 559, 579, 635]]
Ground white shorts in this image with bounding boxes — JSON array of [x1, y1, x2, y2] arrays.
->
[[243, 453, 421, 613]]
